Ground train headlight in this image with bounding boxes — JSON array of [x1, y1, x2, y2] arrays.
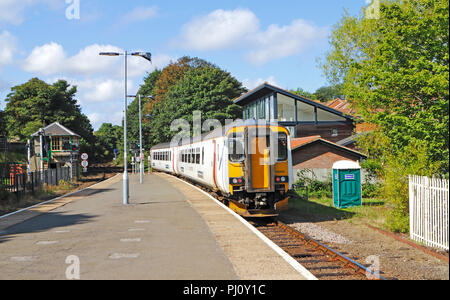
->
[[281, 177, 286, 182], [233, 179, 238, 184]]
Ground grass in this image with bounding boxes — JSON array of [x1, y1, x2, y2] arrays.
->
[[288, 189, 389, 228], [0, 180, 79, 216]]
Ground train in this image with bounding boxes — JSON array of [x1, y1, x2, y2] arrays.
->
[[150, 120, 293, 217]]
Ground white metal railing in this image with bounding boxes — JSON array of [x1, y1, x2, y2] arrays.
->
[[409, 175, 449, 251]]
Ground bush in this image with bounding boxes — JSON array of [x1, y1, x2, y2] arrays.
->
[[0, 182, 9, 201], [295, 169, 332, 199], [362, 182, 382, 198]]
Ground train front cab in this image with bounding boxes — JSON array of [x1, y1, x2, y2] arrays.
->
[[227, 125, 291, 217]]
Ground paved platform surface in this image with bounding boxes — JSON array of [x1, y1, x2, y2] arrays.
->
[[0, 173, 310, 280]]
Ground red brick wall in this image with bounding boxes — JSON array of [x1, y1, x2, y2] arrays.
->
[[292, 142, 363, 169]]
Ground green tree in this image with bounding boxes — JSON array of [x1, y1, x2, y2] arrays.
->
[[0, 110, 6, 136], [4, 78, 94, 142], [313, 84, 344, 102], [290, 88, 315, 99], [126, 69, 162, 153], [323, 0, 449, 232], [149, 63, 245, 145], [94, 123, 122, 161]]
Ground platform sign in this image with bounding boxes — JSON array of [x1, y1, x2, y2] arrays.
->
[[81, 153, 88, 160], [81, 160, 88, 168]]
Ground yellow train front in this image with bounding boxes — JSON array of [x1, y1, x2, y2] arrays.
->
[[150, 121, 293, 218], [226, 122, 292, 217]]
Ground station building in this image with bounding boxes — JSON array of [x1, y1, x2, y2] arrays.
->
[[233, 83, 356, 142], [234, 83, 368, 180]]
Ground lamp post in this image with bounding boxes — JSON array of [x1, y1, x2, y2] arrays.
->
[[99, 51, 151, 205], [127, 94, 154, 184]]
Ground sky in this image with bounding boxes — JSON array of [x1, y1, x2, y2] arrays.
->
[[0, 0, 368, 130]]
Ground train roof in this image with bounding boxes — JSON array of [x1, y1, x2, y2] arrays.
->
[[150, 119, 285, 150]]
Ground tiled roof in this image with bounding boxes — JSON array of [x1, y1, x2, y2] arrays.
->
[[31, 122, 80, 137], [291, 136, 367, 159]]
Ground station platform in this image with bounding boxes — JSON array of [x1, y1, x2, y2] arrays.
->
[[0, 173, 313, 280]]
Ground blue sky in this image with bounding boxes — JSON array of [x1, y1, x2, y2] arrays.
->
[[0, 0, 367, 130]]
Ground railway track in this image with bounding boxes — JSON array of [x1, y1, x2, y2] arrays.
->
[[250, 219, 387, 280], [161, 172, 388, 280]]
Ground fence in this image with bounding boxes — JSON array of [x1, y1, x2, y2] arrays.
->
[[409, 175, 449, 251], [1, 167, 72, 200]]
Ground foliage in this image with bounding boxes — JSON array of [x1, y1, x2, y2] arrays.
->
[[94, 123, 122, 162], [290, 88, 315, 99], [127, 69, 161, 153], [0, 110, 6, 136], [322, 0, 449, 232], [295, 169, 333, 199], [4, 78, 94, 143], [313, 84, 344, 102], [148, 60, 245, 146]]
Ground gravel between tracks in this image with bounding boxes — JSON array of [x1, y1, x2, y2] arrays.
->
[[281, 209, 449, 280]]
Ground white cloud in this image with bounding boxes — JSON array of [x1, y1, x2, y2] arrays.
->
[[0, 0, 62, 25], [22, 43, 170, 77], [120, 6, 158, 24], [176, 8, 328, 65], [177, 8, 259, 51], [0, 30, 16, 68], [78, 78, 134, 103], [247, 19, 328, 65], [242, 76, 277, 90], [88, 110, 123, 130]]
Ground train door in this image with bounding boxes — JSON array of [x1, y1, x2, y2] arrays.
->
[[245, 127, 274, 192], [250, 136, 270, 189]]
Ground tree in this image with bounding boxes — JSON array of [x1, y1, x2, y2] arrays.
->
[[323, 0, 449, 232], [290, 88, 315, 99], [0, 110, 6, 136], [4, 78, 94, 142], [94, 123, 122, 161], [313, 84, 344, 102], [127, 69, 161, 152], [149, 62, 245, 145]]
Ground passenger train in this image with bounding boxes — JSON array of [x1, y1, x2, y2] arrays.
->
[[150, 120, 293, 217]]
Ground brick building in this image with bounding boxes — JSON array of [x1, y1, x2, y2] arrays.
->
[[291, 136, 367, 169]]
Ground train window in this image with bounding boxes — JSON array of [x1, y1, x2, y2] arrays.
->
[[228, 137, 245, 162], [277, 133, 288, 161], [196, 148, 200, 164], [202, 147, 204, 165]]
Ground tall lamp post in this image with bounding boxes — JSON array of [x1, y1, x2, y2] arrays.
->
[[127, 94, 154, 184], [99, 51, 151, 205]]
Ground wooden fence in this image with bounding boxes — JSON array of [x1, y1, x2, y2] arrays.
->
[[409, 175, 449, 251]]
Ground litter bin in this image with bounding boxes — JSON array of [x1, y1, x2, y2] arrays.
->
[[332, 160, 362, 208]]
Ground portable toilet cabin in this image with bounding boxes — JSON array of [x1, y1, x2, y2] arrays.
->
[[332, 160, 362, 208]]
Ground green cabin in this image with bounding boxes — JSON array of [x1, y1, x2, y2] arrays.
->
[[332, 160, 362, 208]]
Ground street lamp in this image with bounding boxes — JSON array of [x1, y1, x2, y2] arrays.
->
[[127, 94, 154, 184], [99, 51, 152, 205]]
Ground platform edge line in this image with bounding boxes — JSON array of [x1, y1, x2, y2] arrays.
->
[[167, 174, 318, 280]]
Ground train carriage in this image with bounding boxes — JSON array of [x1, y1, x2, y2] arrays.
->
[[150, 120, 293, 217]]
